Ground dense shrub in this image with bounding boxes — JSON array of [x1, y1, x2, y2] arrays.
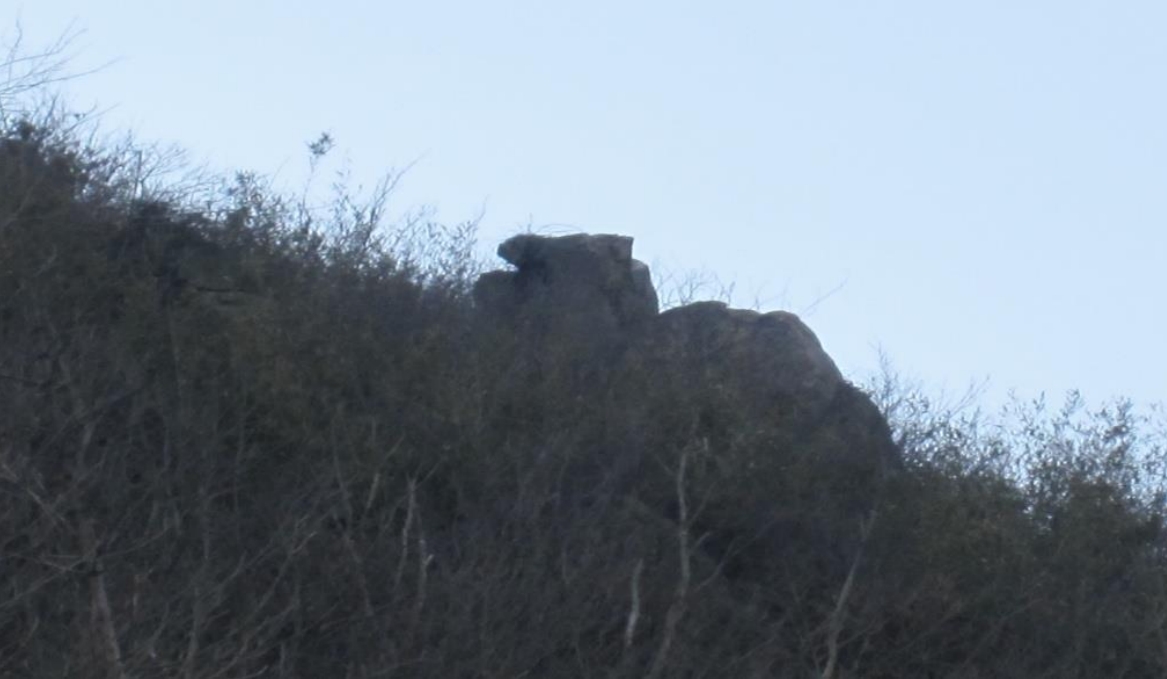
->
[[1, 109, 1165, 679]]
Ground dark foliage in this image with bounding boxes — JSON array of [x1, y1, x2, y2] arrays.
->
[[1, 115, 1165, 679]]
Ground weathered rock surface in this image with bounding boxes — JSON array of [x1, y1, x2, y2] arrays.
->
[[650, 301, 844, 416], [473, 233, 658, 345], [473, 231, 899, 472], [471, 231, 899, 593]]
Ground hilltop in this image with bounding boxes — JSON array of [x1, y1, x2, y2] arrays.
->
[[2, 115, 1167, 678]]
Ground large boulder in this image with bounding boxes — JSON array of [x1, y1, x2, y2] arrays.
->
[[473, 229, 899, 459], [473, 233, 658, 344], [472, 231, 900, 609], [473, 231, 899, 465], [649, 301, 845, 416], [646, 300, 897, 461]]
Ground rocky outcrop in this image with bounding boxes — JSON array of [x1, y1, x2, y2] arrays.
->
[[649, 301, 845, 416], [473, 232, 899, 472], [471, 232, 899, 595], [473, 234, 658, 346]]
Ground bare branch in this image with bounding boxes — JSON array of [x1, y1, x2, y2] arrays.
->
[[821, 510, 877, 679], [623, 558, 645, 650], [80, 519, 127, 679], [0, 22, 89, 118], [647, 445, 693, 679], [395, 477, 418, 591]]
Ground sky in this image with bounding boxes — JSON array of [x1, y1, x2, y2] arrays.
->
[[9, 1, 1167, 410]]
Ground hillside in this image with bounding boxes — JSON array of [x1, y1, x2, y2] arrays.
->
[[2, 116, 1167, 679]]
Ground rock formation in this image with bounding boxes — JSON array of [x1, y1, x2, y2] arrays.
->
[[649, 301, 845, 418], [472, 232, 900, 588], [475, 231, 896, 458], [473, 233, 658, 348]]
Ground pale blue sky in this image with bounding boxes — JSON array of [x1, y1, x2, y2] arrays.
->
[[12, 1, 1167, 408]]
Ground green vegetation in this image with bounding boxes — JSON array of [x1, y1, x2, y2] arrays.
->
[[2, 71, 1166, 678]]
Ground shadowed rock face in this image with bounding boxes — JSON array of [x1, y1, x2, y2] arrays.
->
[[473, 232, 900, 593], [474, 232, 899, 472], [473, 234, 658, 343], [650, 301, 844, 416]]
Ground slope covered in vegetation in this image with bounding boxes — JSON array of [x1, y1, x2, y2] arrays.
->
[[1, 112, 1166, 679]]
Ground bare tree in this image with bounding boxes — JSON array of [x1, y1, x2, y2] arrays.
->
[[0, 21, 86, 119]]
